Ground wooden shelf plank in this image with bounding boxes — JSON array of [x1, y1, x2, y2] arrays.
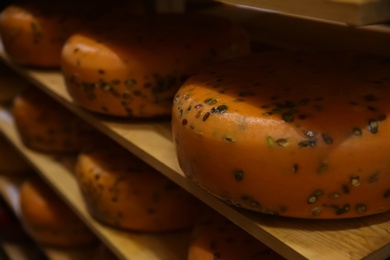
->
[[0, 175, 97, 260], [0, 114, 190, 260], [215, 0, 390, 26], [1, 56, 390, 260]]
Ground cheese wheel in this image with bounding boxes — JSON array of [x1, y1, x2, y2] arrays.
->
[[20, 179, 97, 247], [61, 14, 250, 117], [12, 87, 101, 153], [172, 51, 390, 219], [75, 141, 203, 232], [0, 135, 29, 174], [0, 0, 144, 68], [188, 211, 283, 260]]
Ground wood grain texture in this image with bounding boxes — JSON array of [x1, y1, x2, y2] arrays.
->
[[215, 0, 390, 25], [0, 53, 389, 259]]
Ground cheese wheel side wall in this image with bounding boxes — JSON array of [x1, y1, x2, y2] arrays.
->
[[61, 14, 251, 117], [20, 179, 97, 247], [172, 51, 390, 219], [75, 143, 204, 232], [12, 87, 100, 153]]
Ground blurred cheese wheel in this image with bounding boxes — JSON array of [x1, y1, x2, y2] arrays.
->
[[75, 141, 203, 232], [0, 0, 144, 68], [188, 211, 284, 260], [12, 87, 100, 153], [0, 63, 27, 103], [0, 135, 29, 174], [20, 179, 97, 247], [61, 13, 250, 117]]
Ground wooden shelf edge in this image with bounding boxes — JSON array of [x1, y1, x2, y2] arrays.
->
[[215, 0, 390, 26]]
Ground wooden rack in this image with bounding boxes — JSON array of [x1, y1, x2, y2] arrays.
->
[[0, 109, 190, 260], [1, 1, 390, 259], [0, 49, 389, 259], [215, 0, 390, 26]]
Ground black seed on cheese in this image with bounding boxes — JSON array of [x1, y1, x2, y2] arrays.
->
[[352, 127, 363, 136], [368, 120, 379, 134], [233, 169, 244, 181], [355, 204, 367, 213], [322, 134, 333, 144]]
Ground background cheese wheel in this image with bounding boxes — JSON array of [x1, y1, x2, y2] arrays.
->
[[0, 0, 144, 68], [61, 13, 250, 117], [19, 179, 97, 247], [172, 51, 390, 219], [0, 135, 29, 174], [75, 141, 204, 232], [12, 87, 101, 153], [188, 210, 284, 260]]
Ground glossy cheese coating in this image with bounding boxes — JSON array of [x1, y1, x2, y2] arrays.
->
[[75, 141, 203, 231], [61, 14, 250, 117], [172, 51, 390, 219], [188, 211, 284, 260], [0, 0, 143, 68], [20, 179, 97, 247], [12, 87, 100, 153], [0, 135, 30, 174]]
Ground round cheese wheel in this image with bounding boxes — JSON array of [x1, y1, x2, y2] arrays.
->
[[0, 0, 144, 68], [12, 87, 101, 153], [188, 211, 283, 260], [20, 179, 97, 247], [61, 14, 250, 117], [0, 135, 29, 174], [172, 51, 390, 219], [75, 141, 203, 232]]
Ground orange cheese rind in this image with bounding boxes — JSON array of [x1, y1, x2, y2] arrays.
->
[[172, 51, 390, 219]]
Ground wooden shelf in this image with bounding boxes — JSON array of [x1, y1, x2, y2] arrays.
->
[[0, 175, 97, 260], [215, 0, 390, 26], [0, 112, 190, 260], [1, 55, 390, 260]]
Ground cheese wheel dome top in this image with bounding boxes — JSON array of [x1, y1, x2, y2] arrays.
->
[[0, 0, 143, 68], [188, 211, 284, 260], [172, 51, 390, 219], [13, 87, 100, 153], [75, 141, 204, 231], [61, 13, 250, 117], [20, 179, 97, 247]]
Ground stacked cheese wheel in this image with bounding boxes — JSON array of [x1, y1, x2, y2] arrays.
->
[[172, 51, 390, 219], [0, 0, 144, 68], [0, 135, 29, 174], [188, 210, 283, 260], [75, 140, 203, 232], [61, 13, 250, 117], [12, 87, 100, 153], [20, 178, 97, 247]]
